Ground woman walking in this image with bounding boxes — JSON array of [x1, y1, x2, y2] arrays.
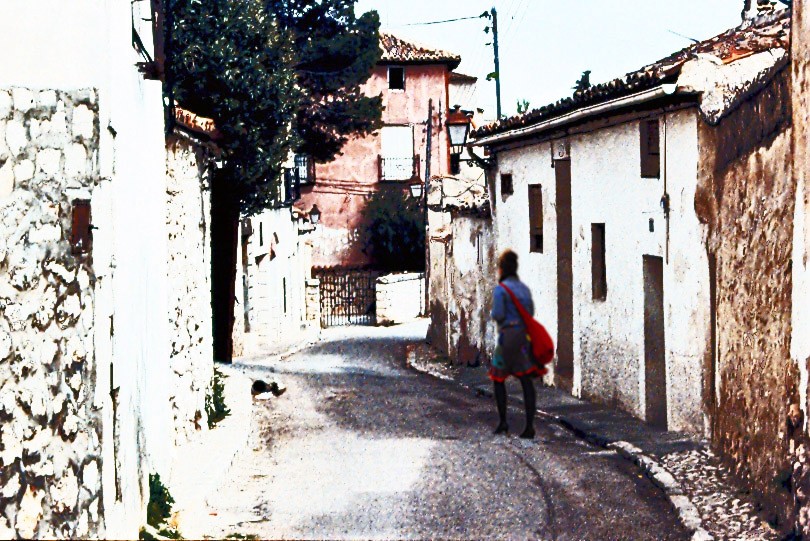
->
[[489, 250, 543, 439]]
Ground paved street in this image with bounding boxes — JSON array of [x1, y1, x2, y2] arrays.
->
[[202, 322, 687, 540]]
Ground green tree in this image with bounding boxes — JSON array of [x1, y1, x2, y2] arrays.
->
[[268, 0, 383, 162], [360, 188, 425, 272], [168, 0, 300, 214]]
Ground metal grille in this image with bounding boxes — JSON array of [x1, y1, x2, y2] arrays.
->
[[315, 269, 378, 327]]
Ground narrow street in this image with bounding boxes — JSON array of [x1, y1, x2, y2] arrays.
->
[[201, 322, 686, 540]]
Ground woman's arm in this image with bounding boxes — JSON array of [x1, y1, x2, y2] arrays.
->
[[491, 286, 506, 322]]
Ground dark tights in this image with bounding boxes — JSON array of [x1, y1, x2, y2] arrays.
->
[[493, 376, 536, 438]]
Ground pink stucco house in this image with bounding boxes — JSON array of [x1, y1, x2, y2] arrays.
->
[[295, 34, 461, 269]]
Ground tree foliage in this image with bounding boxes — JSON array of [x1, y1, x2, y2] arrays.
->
[[269, 0, 384, 162], [360, 188, 425, 272], [168, 0, 383, 214], [169, 0, 300, 214]]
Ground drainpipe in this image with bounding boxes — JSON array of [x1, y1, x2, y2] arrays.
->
[[662, 114, 670, 264]]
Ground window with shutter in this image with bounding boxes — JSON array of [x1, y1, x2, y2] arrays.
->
[[528, 185, 543, 253], [71, 200, 92, 255], [501, 173, 513, 196], [640, 119, 660, 178], [592, 223, 607, 300]]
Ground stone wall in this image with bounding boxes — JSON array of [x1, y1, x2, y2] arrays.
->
[[376, 273, 425, 326], [165, 134, 214, 446], [791, 2, 810, 535], [696, 64, 800, 526], [0, 87, 102, 538]]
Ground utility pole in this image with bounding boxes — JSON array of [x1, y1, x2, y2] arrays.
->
[[492, 7, 502, 119], [423, 99, 433, 316]]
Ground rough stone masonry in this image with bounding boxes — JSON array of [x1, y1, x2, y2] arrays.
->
[[0, 87, 102, 538]]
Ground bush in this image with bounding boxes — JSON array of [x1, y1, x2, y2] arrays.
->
[[360, 187, 425, 271], [205, 366, 231, 429]]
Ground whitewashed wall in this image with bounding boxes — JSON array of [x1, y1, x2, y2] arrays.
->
[[568, 110, 707, 431], [233, 208, 317, 359], [0, 1, 175, 537], [376, 272, 425, 325], [494, 141, 559, 386], [492, 109, 709, 434]]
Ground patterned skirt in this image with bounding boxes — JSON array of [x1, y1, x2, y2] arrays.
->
[[488, 326, 546, 382]]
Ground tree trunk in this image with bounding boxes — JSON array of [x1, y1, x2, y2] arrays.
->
[[210, 169, 239, 363]]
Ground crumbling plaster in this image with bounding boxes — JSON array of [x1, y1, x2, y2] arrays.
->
[[790, 2, 810, 534], [427, 205, 495, 365], [696, 64, 799, 523]]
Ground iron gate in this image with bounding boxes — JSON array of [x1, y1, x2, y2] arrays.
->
[[314, 269, 379, 327]]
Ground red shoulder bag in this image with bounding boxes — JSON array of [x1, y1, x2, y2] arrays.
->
[[499, 283, 555, 367]]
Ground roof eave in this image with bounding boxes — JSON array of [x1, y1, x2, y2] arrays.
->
[[473, 84, 698, 147], [378, 58, 461, 70]]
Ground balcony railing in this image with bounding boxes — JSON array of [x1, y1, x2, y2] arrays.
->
[[378, 155, 420, 182], [294, 154, 315, 185]]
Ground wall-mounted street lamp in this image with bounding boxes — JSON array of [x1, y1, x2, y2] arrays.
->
[[309, 204, 321, 225], [447, 105, 473, 175], [446, 105, 472, 152], [409, 181, 424, 200]]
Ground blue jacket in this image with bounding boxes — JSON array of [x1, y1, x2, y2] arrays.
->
[[491, 276, 534, 329]]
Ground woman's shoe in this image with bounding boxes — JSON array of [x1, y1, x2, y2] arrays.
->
[[519, 427, 535, 439], [493, 422, 509, 435]]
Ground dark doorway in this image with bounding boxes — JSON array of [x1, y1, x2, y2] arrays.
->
[[643, 255, 667, 429], [555, 159, 574, 389]]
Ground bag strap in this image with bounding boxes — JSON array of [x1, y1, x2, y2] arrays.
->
[[499, 282, 532, 325]]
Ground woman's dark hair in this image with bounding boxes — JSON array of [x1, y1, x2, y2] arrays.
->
[[498, 250, 518, 282]]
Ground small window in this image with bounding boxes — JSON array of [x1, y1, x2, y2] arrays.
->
[[71, 200, 92, 255], [501, 173, 513, 196], [529, 185, 544, 253], [640, 119, 660, 178], [450, 153, 461, 175], [388, 67, 405, 90], [592, 224, 607, 300]]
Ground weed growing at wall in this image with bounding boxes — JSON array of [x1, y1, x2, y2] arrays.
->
[[205, 366, 231, 429], [143, 473, 181, 539]]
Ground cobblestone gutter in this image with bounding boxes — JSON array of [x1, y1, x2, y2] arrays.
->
[[406, 342, 779, 541]]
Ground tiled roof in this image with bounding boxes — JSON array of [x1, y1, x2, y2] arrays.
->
[[474, 10, 790, 140], [450, 72, 478, 84], [174, 105, 220, 140], [380, 33, 461, 70]]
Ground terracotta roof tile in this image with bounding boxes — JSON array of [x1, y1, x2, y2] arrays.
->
[[474, 10, 790, 140], [380, 33, 461, 70]]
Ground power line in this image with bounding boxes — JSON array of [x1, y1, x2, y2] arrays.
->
[[404, 15, 481, 26]]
